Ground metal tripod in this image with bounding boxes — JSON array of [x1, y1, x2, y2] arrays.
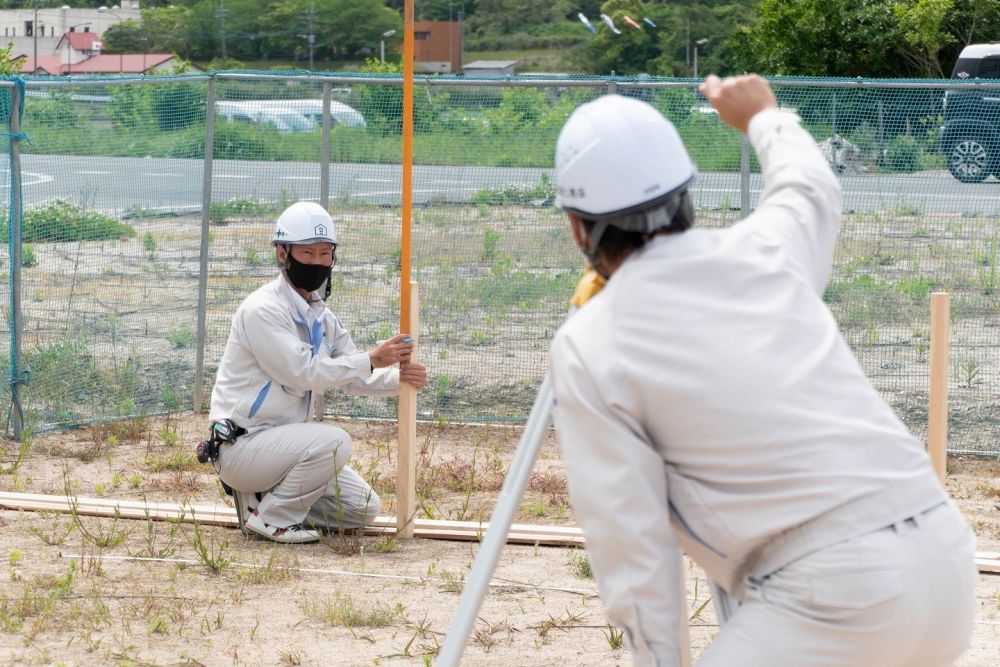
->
[[435, 375, 734, 665]]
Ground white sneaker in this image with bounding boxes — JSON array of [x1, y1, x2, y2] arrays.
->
[[244, 511, 321, 544]]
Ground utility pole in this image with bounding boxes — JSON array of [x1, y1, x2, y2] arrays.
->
[[685, 18, 690, 74], [217, 0, 228, 60], [305, 0, 316, 70], [32, 0, 38, 73], [693, 38, 708, 79]]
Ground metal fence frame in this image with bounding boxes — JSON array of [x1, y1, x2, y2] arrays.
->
[[4, 72, 1000, 453]]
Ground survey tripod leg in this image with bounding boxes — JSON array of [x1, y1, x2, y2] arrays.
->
[[436, 376, 697, 666], [436, 377, 556, 666]]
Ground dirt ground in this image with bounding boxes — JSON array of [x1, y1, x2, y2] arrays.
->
[[0, 414, 998, 666]]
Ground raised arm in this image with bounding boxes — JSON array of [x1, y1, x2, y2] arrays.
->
[[701, 74, 844, 292]]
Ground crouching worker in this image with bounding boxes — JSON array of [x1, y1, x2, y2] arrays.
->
[[548, 75, 977, 666], [209, 201, 427, 544]]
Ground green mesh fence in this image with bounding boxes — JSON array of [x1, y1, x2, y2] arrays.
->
[[1, 72, 998, 456]]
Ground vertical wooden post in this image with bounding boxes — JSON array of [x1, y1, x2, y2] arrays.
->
[[397, 283, 418, 538], [928, 292, 949, 483]]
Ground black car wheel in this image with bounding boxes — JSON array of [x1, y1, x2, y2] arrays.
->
[[948, 137, 991, 183]]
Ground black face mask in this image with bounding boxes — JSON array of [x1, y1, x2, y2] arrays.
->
[[285, 251, 332, 294]]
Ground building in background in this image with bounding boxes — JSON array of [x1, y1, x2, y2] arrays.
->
[[462, 60, 518, 77], [1, 2, 194, 75], [413, 20, 463, 74], [0, 2, 140, 59]]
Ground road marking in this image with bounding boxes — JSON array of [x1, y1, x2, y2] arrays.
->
[[0, 170, 55, 186], [337, 187, 483, 199]]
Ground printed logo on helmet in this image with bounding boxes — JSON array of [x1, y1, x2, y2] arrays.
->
[[275, 229, 287, 238], [314, 224, 328, 236]]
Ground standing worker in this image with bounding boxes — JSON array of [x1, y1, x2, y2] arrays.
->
[[209, 201, 427, 543], [548, 75, 976, 665]]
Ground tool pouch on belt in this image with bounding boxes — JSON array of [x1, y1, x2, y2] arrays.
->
[[195, 419, 247, 466]]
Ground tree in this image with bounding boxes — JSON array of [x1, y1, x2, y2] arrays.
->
[[467, 0, 571, 35], [102, 20, 147, 54], [894, 0, 956, 78], [732, 0, 1000, 78], [260, 0, 401, 61], [569, 1, 753, 77], [731, 0, 901, 77]]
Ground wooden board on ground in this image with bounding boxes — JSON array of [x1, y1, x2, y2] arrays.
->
[[2, 492, 998, 568], [0, 492, 583, 546]]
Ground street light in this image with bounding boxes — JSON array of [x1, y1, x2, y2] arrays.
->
[[380, 30, 395, 64], [693, 38, 709, 79], [98, 6, 124, 74]]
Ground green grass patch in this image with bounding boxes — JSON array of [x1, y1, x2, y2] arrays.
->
[[9, 200, 135, 243]]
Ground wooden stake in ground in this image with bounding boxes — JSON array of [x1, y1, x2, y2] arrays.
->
[[396, 0, 417, 539], [397, 283, 419, 539], [928, 292, 949, 483]]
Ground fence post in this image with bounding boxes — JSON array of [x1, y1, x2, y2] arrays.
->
[[830, 90, 838, 169], [193, 77, 217, 414], [8, 83, 23, 440], [607, 81, 617, 96], [314, 80, 333, 421], [928, 292, 950, 483], [740, 135, 751, 214], [320, 81, 331, 208]]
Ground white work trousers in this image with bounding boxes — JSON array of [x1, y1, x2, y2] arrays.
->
[[698, 501, 977, 667], [217, 422, 381, 530]]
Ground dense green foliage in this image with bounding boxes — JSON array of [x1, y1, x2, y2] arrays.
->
[[9, 200, 136, 243], [734, 0, 1000, 78], [99, 0, 402, 63]]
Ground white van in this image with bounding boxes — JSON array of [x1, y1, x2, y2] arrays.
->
[[215, 100, 316, 133], [255, 99, 367, 128]]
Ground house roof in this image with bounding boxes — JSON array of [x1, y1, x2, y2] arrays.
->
[[67, 53, 177, 74], [14, 55, 61, 75], [463, 60, 518, 69], [16, 53, 179, 75], [58, 32, 103, 52]]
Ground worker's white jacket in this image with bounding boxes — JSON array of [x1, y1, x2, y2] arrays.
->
[[210, 275, 399, 431], [549, 110, 946, 665]]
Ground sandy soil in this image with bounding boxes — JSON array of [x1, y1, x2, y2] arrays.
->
[[0, 414, 997, 666]]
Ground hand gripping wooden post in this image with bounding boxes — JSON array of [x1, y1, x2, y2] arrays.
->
[[928, 292, 950, 483], [396, 0, 417, 539]]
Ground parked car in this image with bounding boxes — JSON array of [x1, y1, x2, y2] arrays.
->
[[215, 101, 316, 133], [255, 99, 367, 128], [941, 43, 1000, 182]]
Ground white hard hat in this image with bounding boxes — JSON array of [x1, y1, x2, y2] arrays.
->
[[555, 94, 696, 227], [272, 201, 337, 245]]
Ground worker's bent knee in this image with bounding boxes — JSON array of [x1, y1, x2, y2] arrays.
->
[[298, 423, 353, 469]]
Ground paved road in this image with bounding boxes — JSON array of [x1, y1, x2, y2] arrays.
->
[[10, 155, 1000, 217]]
